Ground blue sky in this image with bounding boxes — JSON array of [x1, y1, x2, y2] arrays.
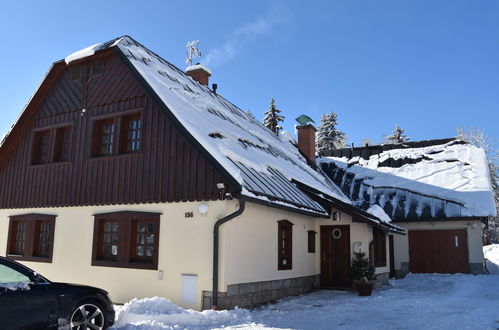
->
[[1, 0, 498, 146]]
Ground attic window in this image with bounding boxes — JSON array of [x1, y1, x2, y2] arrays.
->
[[32, 130, 52, 165], [209, 133, 225, 139]]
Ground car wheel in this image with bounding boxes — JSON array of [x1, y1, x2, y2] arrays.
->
[[69, 302, 107, 330]]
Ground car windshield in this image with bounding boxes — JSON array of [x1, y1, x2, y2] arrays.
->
[[0, 264, 30, 284]]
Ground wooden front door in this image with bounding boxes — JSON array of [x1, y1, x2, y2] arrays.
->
[[320, 225, 351, 288], [409, 229, 469, 274]]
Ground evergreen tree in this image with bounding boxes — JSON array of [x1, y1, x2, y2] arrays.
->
[[263, 98, 284, 134], [316, 112, 347, 151], [387, 125, 410, 144], [350, 251, 375, 281]]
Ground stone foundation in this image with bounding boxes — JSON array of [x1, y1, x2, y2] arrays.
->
[[202, 275, 320, 310]]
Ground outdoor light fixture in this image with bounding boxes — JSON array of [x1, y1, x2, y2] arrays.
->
[[216, 183, 225, 189], [332, 211, 341, 221], [198, 203, 209, 216], [80, 108, 86, 116]]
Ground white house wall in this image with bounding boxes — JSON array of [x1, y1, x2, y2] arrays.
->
[[0, 200, 233, 310]]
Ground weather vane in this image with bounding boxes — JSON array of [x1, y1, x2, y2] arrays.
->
[[186, 40, 202, 67]]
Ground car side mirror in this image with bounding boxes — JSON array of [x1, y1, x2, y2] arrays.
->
[[31, 273, 44, 284]]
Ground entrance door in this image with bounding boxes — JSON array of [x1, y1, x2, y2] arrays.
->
[[320, 225, 351, 288], [409, 229, 469, 274]]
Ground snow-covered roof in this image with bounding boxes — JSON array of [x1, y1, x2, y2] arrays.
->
[[319, 139, 497, 220], [64, 36, 353, 216]]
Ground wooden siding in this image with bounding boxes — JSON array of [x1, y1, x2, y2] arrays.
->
[[0, 51, 234, 208]]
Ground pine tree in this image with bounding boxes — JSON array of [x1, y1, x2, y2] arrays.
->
[[316, 112, 347, 151], [387, 125, 410, 144], [263, 98, 284, 134], [349, 251, 375, 281]]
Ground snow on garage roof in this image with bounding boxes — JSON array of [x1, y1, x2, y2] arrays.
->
[[319, 139, 497, 220]]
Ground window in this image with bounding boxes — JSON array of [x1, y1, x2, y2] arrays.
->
[[93, 118, 116, 157], [121, 114, 141, 153], [373, 227, 387, 267], [0, 264, 30, 284], [92, 112, 142, 157], [6, 214, 56, 263], [53, 126, 72, 162], [277, 220, 293, 270], [31, 126, 72, 165], [308, 230, 316, 253], [92, 211, 160, 270], [32, 130, 52, 165]]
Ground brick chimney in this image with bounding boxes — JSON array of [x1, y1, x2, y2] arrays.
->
[[296, 124, 316, 162], [186, 63, 211, 86]]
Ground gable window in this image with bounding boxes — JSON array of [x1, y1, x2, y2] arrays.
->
[[278, 220, 293, 270], [31, 126, 72, 165], [32, 130, 52, 165], [92, 211, 160, 270], [92, 112, 142, 158], [6, 214, 56, 263], [121, 114, 141, 153], [308, 230, 316, 253], [93, 118, 116, 157], [373, 227, 387, 267], [53, 126, 72, 162]]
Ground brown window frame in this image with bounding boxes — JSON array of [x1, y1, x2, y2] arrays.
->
[[120, 114, 142, 154], [91, 112, 143, 158], [32, 130, 52, 165], [6, 214, 56, 263], [53, 126, 72, 162], [278, 220, 293, 270], [92, 117, 116, 157], [307, 230, 316, 253], [31, 125, 73, 165], [91, 211, 160, 270], [373, 227, 387, 267]]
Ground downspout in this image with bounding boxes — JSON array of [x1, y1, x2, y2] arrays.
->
[[212, 198, 246, 310]]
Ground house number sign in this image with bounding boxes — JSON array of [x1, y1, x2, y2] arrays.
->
[[332, 228, 342, 239], [185, 212, 194, 218]]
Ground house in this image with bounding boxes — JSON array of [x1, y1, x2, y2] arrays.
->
[[318, 138, 497, 276], [0, 36, 403, 311]]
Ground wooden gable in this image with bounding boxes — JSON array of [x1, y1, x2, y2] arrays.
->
[[0, 49, 237, 208]]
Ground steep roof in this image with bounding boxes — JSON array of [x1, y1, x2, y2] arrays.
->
[[58, 36, 352, 217], [319, 139, 497, 221]]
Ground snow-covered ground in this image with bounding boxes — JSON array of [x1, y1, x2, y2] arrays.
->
[[112, 246, 499, 330]]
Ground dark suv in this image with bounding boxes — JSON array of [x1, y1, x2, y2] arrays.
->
[[0, 256, 115, 329]]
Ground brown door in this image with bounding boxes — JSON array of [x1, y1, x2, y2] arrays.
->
[[320, 225, 351, 288], [409, 229, 469, 274], [389, 235, 396, 278]]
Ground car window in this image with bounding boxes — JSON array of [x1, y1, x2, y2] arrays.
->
[[0, 264, 30, 284]]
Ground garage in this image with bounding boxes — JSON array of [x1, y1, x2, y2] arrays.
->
[[409, 229, 469, 274]]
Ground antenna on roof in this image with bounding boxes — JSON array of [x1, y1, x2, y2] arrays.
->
[[186, 40, 202, 66]]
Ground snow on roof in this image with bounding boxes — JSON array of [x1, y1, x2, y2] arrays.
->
[[319, 139, 497, 219], [186, 64, 212, 75], [77, 36, 349, 214]]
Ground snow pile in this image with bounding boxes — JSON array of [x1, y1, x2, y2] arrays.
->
[[367, 204, 392, 223], [0, 281, 30, 292], [320, 140, 496, 218], [112, 274, 499, 329], [65, 38, 122, 64], [484, 244, 499, 274], [113, 297, 253, 329]]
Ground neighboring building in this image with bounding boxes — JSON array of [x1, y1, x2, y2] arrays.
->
[[0, 36, 402, 310], [319, 138, 497, 276]]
